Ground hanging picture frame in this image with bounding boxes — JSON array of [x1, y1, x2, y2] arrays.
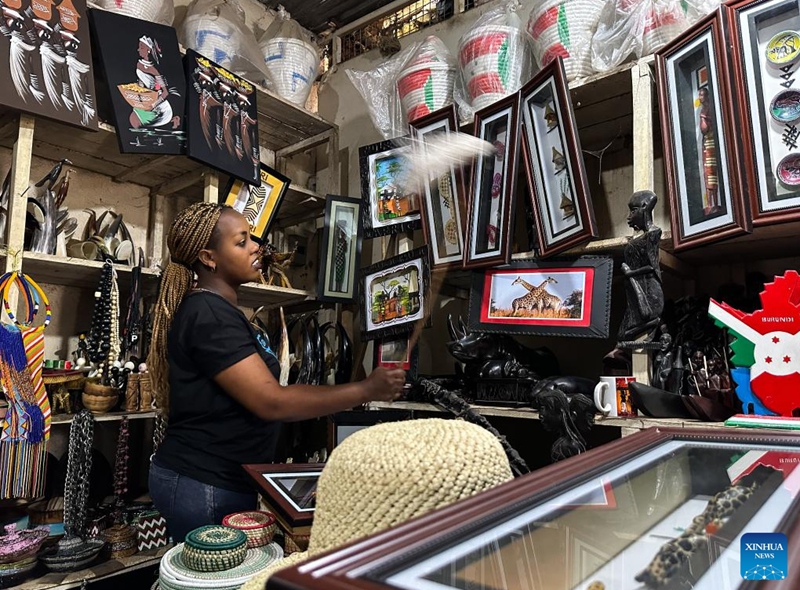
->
[[520, 57, 597, 257], [409, 105, 467, 270], [725, 0, 800, 225], [0, 0, 98, 130], [359, 139, 422, 238], [221, 163, 290, 243], [463, 93, 520, 269], [360, 246, 430, 341], [184, 48, 259, 184], [657, 11, 751, 251], [317, 195, 363, 303], [89, 9, 186, 154], [468, 257, 613, 338]]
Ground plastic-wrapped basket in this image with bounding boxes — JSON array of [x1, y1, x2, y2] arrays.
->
[[95, 0, 174, 25], [459, 25, 529, 110], [261, 37, 319, 106]]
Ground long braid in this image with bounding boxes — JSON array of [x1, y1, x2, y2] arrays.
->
[[147, 203, 223, 414]]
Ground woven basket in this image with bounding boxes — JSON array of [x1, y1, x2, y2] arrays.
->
[[284, 532, 310, 555], [101, 524, 138, 559], [0, 556, 37, 587], [39, 537, 104, 573], [528, 0, 604, 81], [96, 0, 170, 23], [183, 526, 247, 573], [261, 37, 318, 106], [159, 543, 283, 590], [83, 381, 118, 397], [182, 14, 240, 69], [82, 392, 119, 414], [0, 527, 48, 565], [28, 498, 64, 526], [459, 25, 530, 110], [397, 62, 456, 123], [222, 511, 278, 548]]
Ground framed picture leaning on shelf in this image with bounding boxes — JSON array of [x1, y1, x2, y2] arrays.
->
[[184, 49, 259, 184], [360, 246, 430, 341], [409, 105, 468, 271], [317, 195, 362, 303], [359, 139, 422, 238], [725, 0, 800, 225], [520, 57, 597, 258], [468, 256, 613, 338], [89, 9, 186, 154], [221, 163, 290, 244], [657, 10, 751, 251], [463, 93, 520, 269], [374, 334, 419, 382], [0, 0, 98, 130]]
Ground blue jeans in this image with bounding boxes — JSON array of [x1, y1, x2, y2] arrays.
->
[[148, 458, 256, 542]]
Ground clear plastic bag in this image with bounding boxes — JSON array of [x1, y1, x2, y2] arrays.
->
[[179, 0, 270, 87], [96, 0, 175, 25], [459, 0, 534, 112], [396, 36, 457, 123], [346, 42, 421, 140], [528, 0, 605, 81], [259, 5, 319, 107]]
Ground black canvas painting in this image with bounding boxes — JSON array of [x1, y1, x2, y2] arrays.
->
[[184, 48, 259, 184], [89, 8, 186, 154], [0, 0, 98, 130]]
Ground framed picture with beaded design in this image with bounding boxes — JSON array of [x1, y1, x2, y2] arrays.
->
[[221, 163, 290, 244], [317, 195, 363, 303]]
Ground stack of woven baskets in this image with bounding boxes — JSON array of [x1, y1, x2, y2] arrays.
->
[[396, 36, 456, 123], [154, 525, 283, 590], [0, 525, 48, 587]]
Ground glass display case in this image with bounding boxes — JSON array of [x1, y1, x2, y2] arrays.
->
[[268, 428, 800, 590], [243, 463, 323, 536]]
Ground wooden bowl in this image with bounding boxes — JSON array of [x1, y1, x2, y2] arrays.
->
[[82, 392, 119, 414], [83, 381, 118, 398]]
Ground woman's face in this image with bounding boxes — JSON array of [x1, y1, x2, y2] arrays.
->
[[208, 209, 262, 285], [138, 40, 149, 59]]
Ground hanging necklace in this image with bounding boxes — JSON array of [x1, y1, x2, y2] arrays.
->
[[63, 409, 94, 538], [112, 418, 130, 521]]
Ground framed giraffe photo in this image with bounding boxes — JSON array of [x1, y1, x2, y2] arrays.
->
[[222, 163, 290, 244], [467, 257, 613, 338], [317, 194, 363, 303]]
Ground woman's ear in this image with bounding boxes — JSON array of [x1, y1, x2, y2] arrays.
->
[[197, 248, 214, 269]]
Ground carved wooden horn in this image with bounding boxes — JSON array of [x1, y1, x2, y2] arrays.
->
[[447, 314, 461, 341], [458, 316, 469, 336]]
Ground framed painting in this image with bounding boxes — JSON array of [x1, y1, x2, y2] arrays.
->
[[0, 0, 98, 130], [242, 462, 323, 535], [359, 139, 422, 238], [657, 12, 751, 251], [373, 334, 419, 384], [409, 105, 467, 270], [184, 48, 259, 184], [221, 163, 289, 243], [463, 93, 520, 269], [360, 246, 430, 341], [89, 9, 186, 154], [328, 409, 413, 450], [725, 0, 800, 225], [317, 194, 362, 303], [468, 257, 613, 338], [520, 57, 597, 257]]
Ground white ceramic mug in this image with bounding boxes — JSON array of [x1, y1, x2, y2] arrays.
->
[[594, 376, 637, 417]]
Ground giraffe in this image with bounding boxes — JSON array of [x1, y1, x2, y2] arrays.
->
[[510, 276, 559, 316]]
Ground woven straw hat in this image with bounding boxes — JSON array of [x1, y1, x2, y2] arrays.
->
[[241, 418, 513, 589]]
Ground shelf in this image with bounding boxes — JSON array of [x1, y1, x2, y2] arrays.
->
[[276, 185, 327, 226], [17, 545, 170, 590], [51, 410, 157, 424], [367, 400, 724, 435], [238, 281, 314, 309], [21, 251, 159, 290]]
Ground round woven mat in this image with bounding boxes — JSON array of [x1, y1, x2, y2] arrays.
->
[[160, 543, 283, 588]]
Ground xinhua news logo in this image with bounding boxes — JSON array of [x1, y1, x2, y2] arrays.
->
[[741, 533, 788, 580]]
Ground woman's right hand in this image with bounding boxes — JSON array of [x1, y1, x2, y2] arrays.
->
[[361, 367, 406, 402]]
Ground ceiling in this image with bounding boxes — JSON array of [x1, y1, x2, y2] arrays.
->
[[259, 0, 398, 36]]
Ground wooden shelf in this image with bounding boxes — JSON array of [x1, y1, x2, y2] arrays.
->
[[21, 251, 159, 290], [51, 410, 157, 424], [17, 545, 169, 590], [238, 281, 314, 309], [276, 185, 327, 226]]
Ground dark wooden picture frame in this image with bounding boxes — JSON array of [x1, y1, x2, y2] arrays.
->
[[268, 427, 800, 590], [359, 139, 422, 238], [725, 0, 800, 226], [463, 93, 520, 269], [327, 409, 413, 451], [0, 0, 98, 130], [520, 57, 597, 257], [242, 462, 323, 534], [89, 9, 186, 154], [360, 246, 430, 341], [468, 256, 612, 338], [221, 163, 290, 243], [317, 195, 363, 303], [184, 48, 259, 184], [409, 105, 468, 270], [657, 11, 751, 251]]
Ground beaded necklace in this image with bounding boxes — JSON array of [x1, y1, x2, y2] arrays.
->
[[63, 409, 94, 538], [112, 417, 130, 522]]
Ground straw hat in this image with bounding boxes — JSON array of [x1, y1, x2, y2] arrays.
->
[[241, 418, 514, 590]]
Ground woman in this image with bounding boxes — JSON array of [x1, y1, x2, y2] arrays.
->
[[147, 203, 406, 541], [129, 36, 180, 131]]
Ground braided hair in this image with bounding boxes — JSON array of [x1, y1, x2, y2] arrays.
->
[[148, 202, 225, 413]]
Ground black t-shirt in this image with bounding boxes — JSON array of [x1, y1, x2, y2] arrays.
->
[[155, 290, 281, 492]]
